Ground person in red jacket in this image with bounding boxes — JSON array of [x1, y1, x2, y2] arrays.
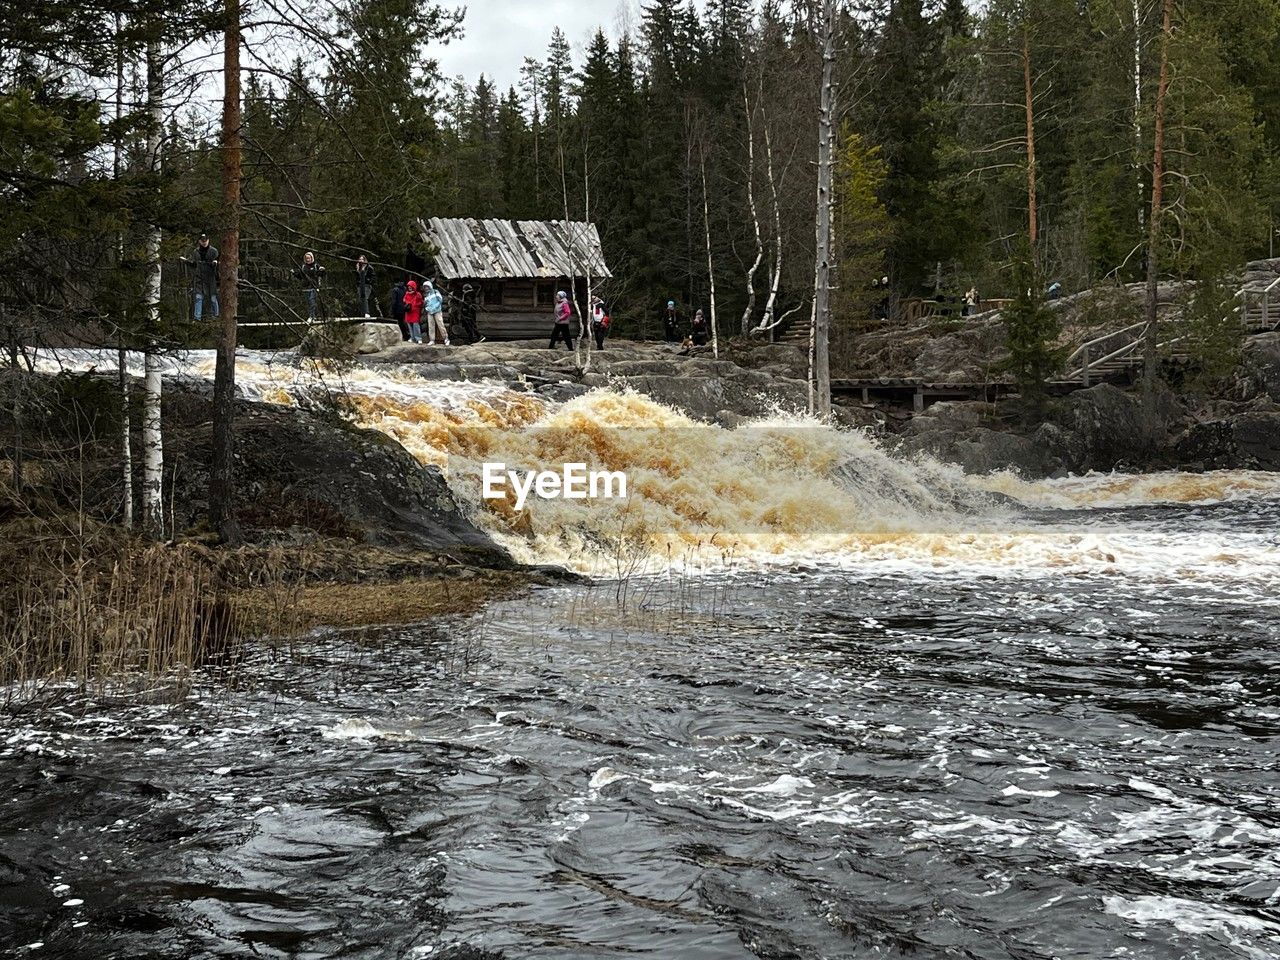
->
[[403, 280, 425, 343]]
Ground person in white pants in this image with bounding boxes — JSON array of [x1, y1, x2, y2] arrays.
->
[[424, 281, 450, 345]]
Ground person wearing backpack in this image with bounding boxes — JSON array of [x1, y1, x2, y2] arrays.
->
[[661, 300, 680, 342], [591, 295, 610, 350], [423, 280, 449, 346], [690, 307, 709, 346], [402, 280, 425, 343]]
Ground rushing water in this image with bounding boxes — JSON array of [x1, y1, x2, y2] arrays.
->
[[4, 494, 1280, 958], [9, 348, 1280, 957]]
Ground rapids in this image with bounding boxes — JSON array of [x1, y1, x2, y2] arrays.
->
[[8, 347, 1280, 958], [29, 347, 1280, 577]]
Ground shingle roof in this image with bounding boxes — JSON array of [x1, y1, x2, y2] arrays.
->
[[417, 217, 612, 280]]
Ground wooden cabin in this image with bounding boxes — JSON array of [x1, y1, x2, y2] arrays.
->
[[417, 217, 611, 341]]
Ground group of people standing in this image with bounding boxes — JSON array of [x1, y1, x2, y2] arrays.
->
[[547, 292, 611, 351], [395, 279, 449, 345], [183, 236, 704, 353], [660, 301, 710, 347]]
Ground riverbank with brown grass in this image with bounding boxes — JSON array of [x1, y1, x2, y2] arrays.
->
[[0, 513, 540, 702]]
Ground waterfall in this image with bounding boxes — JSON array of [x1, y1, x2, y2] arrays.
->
[[31, 348, 1280, 577]]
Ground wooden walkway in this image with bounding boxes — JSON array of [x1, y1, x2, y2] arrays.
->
[[832, 378, 1018, 411]]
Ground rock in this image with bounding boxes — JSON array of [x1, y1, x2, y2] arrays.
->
[[603, 370, 807, 421], [349, 322, 404, 355], [1238, 332, 1280, 402], [535, 382, 592, 403], [831, 403, 883, 432], [106, 395, 507, 561], [1242, 258, 1280, 286], [894, 401, 1062, 476], [1234, 412, 1280, 468], [891, 384, 1182, 477], [1177, 409, 1280, 470]]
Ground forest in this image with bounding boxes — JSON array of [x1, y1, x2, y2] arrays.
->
[[4, 0, 1278, 350], [2, 0, 1279, 534]]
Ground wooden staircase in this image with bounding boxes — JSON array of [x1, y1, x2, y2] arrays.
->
[[1239, 276, 1280, 333], [1061, 275, 1280, 386]]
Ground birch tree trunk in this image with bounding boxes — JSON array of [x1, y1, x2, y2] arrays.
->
[[1133, 0, 1144, 232], [810, 0, 836, 418], [119, 347, 132, 528], [700, 145, 719, 359], [758, 122, 784, 332], [740, 85, 764, 335], [1143, 0, 1173, 412], [210, 0, 242, 542], [142, 354, 163, 537], [556, 141, 588, 366], [576, 136, 594, 369], [1022, 22, 1038, 252], [115, 14, 132, 529], [141, 39, 164, 538]]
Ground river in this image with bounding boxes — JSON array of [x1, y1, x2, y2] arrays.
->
[[6, 350, 1280, 957]]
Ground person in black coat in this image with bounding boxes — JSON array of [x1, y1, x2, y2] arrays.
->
[[294, 252, 325, 319], [661, 300, 680, 342], [690, 308, 709, 346], [189, 234, 219, 320], [355, 256, 377, 318], [389, 279, 410, 341], [458, 283, 482, 343]]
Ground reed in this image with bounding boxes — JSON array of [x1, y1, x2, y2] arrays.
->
[[0, 522, 251, 703]]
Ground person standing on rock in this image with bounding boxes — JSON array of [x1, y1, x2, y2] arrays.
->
[[187, 233, 220, 320], [662, 300, 680, 342], [355, 256, 377, 319], [875, 276, 890, 321], [590, 295, 610, 350], [550, 290, 574, 350], [403, 280, 424, 343], [389, 277, 409, 343], [389, 278, 410, 341], [459, 283, 482, 343], [690, 308, 709, 346], [423, 280, 449, 346], [295, 252, 326, 320]]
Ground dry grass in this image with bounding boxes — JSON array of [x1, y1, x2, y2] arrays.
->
[[0, 515, 531, 702], [0, 522, 238, 698], [230, 571, 526, 635]]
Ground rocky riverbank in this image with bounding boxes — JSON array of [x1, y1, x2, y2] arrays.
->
[[326, 326, 1280, 478]]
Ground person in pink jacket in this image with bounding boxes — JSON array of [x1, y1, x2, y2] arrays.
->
[[549, 290, 574, 350]]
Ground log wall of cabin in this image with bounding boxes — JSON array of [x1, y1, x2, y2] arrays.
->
[[442, 277, 592, 341]]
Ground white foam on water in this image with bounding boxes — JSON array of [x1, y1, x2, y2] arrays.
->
[[319, 718, 417, 742], [1104, 893, 1279, 938], [30, 346, 1280, 581]]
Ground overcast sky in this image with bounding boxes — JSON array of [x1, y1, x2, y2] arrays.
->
[[433, 0, 667, 93]]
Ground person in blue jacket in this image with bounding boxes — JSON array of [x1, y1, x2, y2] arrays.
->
[[423, 280, 449, 346]]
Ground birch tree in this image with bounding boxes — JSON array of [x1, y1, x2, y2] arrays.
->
[[141, 38, 164, 538], [810, 0, 835, 418], [740, 84, 765, 335], [700, 141, 719, 358], [114, 13, 132, 529]]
